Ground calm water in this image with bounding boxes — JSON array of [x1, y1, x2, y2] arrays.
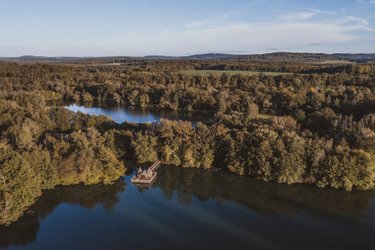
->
[[65, 104, 215, 124], [1, 166, 375, 250]]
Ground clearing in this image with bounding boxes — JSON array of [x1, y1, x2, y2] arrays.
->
[[180, 70, 292, 76]]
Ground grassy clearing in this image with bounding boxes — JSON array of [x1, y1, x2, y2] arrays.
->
[[309, 60, 354, 65], [180, 70, 292, 76]]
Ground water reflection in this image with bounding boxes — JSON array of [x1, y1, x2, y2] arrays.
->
[[0, 180, 125, 248], [1, 167, 374, 249], [65, 104, 215, 125], [155, 167, 375, 219]]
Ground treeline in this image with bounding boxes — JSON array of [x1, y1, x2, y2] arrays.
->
[[124, 119, 375, 191], [1, 62, 374, 141], [1, 62, 374, 114]]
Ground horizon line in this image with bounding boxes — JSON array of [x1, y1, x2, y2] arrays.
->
[[1, 51, 375, 59]]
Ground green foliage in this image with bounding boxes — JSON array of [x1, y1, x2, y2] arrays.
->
[[132, 132, 158, 163], [318, 148, 375, 191], [277, 132, 306, 184], [56, 128, 126, 186], [0, 103, 126, 225], [248, 128, 280, 180], [0, 146, 42, 225], [192, 123, 215, 169]]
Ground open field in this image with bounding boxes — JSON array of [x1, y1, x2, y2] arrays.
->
[[180, 69, 292, 76], [309, 60, 355, 65]]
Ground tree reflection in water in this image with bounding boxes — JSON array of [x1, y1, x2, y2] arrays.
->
[[1, 167, 374, 249], [155, 167, 375, 219], [0, 179, 125, 248]]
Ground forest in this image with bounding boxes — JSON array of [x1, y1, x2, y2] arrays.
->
[[0, 56, 375, 225]]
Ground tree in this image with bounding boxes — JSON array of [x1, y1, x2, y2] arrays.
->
[[132, 132, 158, 163], [318, 148, 375, 191], [0, 146, 42, 225], [277, 132, 306, 184]]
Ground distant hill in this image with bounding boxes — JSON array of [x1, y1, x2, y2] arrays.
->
[[333, 53, 375, 62], [0, 55, 83, 62], [0, 52, 374, 63], [182, 52, 375, 62], [183, 53, 237, 60], [143, 55, 177, 60]]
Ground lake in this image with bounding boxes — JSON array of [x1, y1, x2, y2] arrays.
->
[[65, 104, 215, 125], [1, 166, 374, 250]]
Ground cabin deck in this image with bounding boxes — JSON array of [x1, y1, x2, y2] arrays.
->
[[131, 171, 157, 185], [131, 160, 161, 185]]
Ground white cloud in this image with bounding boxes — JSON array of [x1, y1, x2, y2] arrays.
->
[[357, 0, 375, 4], [279, 9, 337, 21], [90, 22, 357, 56], [96, 9, 373, 56], [279, 11, 317, 21], [1, 6, 374, 56], [346, 16, 369, 26]]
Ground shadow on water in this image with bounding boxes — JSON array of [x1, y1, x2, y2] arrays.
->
[[155, 167, 375, 218], [154, 167, 375, 249], [0, 179, 125, 249], [1, 166, 375, 249]]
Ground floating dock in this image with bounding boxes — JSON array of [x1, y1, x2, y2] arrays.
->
[[131, 160, 161, 185]]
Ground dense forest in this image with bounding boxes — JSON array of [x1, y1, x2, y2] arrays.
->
[[0, 56, 375, 225]]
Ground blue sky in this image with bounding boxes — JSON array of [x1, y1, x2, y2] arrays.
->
[[0, 0, 374, 56]]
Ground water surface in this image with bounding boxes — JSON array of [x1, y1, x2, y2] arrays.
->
[[66, 104, 214, 125], [1, 167, 374, 250]]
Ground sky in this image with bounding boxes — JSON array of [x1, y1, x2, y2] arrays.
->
[[0, 0, 374, 56]]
